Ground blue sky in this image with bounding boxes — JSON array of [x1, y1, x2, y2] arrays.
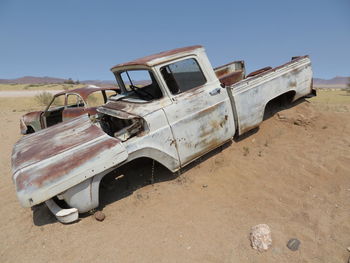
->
[[0, 0, 349, 80]]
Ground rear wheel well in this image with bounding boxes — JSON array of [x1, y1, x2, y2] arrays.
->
[[263, 90, 296, 120]]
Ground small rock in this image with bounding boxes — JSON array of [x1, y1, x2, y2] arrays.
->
[[94, 211, 105, 222], [293, 119, 303, 126], [287, 238, 301, 251], [347, 246, 350, 252], [277, 113, 286, 120], [202, 184, 208, 188], [250, 224, 272, 252]]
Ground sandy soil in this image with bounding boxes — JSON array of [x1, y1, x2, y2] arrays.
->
[[0, 91, 349, 262]]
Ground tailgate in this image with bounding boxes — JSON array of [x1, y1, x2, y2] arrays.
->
[[12, 115, 128, 207]]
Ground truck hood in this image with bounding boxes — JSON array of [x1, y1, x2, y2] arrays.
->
[[12, 115, 128, 207]]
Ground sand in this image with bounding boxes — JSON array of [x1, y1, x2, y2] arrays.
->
[[0, 91, 349, 262]]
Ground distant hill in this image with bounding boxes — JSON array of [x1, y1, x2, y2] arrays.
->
[[0, 76, 67, 84], [313, 76, 349, 89], [0, 76, 116, 85], [0, 75, 349, 89]]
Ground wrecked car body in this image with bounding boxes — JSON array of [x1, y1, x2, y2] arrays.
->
[[20, 85, 120, 134], [12, 45, 315, 223]]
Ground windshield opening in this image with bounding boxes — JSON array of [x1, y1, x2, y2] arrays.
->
[[115, 69, 163, 102]]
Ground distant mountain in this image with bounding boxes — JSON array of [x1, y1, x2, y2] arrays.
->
[[0, 76, 116, 85], [0, 76, 67, 84], [313, 76, 349, 89], [0, 75, 349, 89]]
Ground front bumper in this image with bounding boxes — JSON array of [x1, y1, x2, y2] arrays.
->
[[45, 199, 79, 224]]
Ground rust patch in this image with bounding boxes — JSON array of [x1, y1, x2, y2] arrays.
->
[[12, 116, 108, 174], [246, 67, 272, 78], [184, 136, 223, 165], [111, 45, 203, 69], [245, 56, 309, 82], [62, 107, 97, 119], [15, 137, 118, 191], [22, 111, 43, 123], [55, 87, 120, 101], [103, 101, 128, 111], [62, 108, 86, 119], [219, 71, 244, 87], [215, 68, 229, 78]]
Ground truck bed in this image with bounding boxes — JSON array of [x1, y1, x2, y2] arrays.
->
[[228, 56, 313, 135]]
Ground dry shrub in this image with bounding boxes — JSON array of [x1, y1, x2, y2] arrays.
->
[[34, 91, 53, 106]]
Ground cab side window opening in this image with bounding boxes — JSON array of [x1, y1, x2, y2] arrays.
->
[[160, 58, 206, 95], [117, 70, 163, 101]]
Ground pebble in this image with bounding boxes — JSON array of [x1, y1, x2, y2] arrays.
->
[[94, 211, 105, 222], [287, 238, 301, 251]]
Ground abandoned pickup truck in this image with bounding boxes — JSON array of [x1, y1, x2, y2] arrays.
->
[[12, 45, 315, 223], [20, 85, 119, 134]]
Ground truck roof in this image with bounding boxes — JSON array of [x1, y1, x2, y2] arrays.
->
[[110, 45, 203, 71]]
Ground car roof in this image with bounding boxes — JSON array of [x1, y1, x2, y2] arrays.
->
[[55, 85, 119, 100]]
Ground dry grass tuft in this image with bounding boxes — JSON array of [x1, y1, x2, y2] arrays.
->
[[34, 91, 53, 106]]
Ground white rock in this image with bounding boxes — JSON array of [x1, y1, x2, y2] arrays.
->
[[250, 224, 272, 252]]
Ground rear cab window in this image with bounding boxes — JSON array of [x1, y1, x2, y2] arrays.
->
[[160, 58, 206, 95]]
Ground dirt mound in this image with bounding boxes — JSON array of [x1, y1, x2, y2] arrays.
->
[[0, 92, 349, 262], [276, 102, 318, 127]]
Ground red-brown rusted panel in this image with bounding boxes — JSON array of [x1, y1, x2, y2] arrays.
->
[[12, 115, 128, 208], [12, 116, 105, 175], [62, 108, 86, 119], [15, 136, 118, 191], [22, 111, 42, 123], [246, 67, 272, 78], [110, 45, 203, 70], [55, 87, 120, 101], [245, 56, 309, 81], [214, 60, 245, 78], [219, 71, 244, 87]]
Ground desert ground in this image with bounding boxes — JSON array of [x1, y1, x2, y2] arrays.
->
[[0, 89, 349, 262]]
